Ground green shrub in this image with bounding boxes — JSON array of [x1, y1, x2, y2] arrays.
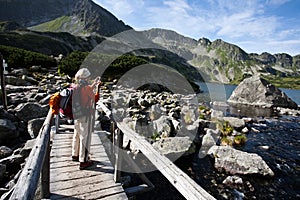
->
[[58, 51, 88, 77], [0, 45, 56, 69], [102, 54, 148, 81]]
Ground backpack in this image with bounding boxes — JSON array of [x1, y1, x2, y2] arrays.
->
[[59, 88, 73, 119], [49, 85, 74, 119], [49, 83, 94, 119], [72, 85, 93, 119]]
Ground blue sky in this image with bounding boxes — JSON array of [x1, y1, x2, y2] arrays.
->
[[92, 0, 300, 56]]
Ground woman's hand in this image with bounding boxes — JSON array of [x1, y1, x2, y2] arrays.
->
[[91, 76, 101, 88]]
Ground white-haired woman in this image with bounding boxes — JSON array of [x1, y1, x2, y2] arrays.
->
[[71, 68, 100, 170]]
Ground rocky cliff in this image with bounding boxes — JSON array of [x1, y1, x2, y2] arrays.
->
[[0, 0, 131, 37]]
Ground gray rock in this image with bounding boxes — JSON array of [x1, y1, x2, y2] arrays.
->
[[181, 105, 197, 124], [39, 94, 52, 105], [149, 104, 164, 120], [152, 116, 172, 138], [27, 118, 45, 138], [15, 102, 48, 122], [22, 75, 38, 84], [208, 145, 274, 176], [20, 139, 36, 158], [198, 129, 220, 158], [152, 136, 195, 160], [0, 154, 24, 167], [0, 109, 18, 122], [11, 68, 29, 75], [222, 117, 245, 129], [228, 75, 298, 109], [0, 146, 13, 159], [0, 119, 18, 145], [222, 175, 243, 188], [0, 164, 6, 182], [5, 76, 32, 86], [211, 109, 224, 118], [33, 93, 47, 102]]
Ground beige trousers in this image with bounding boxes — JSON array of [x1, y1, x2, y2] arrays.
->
[[72, 116, 92, 162]]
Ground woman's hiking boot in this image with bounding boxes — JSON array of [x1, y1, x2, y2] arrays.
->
[[79, 160, 94, 170]]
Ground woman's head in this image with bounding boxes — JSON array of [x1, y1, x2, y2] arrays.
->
[[75, 68, 91, 81]]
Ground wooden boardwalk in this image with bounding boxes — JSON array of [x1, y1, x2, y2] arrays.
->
[[49, 125, 128, 200]]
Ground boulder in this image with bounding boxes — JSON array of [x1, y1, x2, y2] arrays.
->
[[198, 129, 220, 158], [149, 104, 164, 120], [222, 175, 243, 189], [20, 139, 36, 158], [0, 119, 19, 145], [14, 102, 48, 122], [208, 145, 274, 176], [222, 117, 245, 129], [0, 164, 6, 182], [5, 76, 31, 86], [152, 116, 172, 138], [227, 75, 298, 109], [152, 136, 195, 160], [0, 146, 13, 159], [27, 118, 45, 138]]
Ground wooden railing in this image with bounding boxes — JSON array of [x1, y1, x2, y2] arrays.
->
[[6, 109, 53, 200], [98, 102, 216, 200]]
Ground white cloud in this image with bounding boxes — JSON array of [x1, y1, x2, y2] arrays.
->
[[266, 0, 291, 6], [238, 39, 300, 55], [92, 0, 300, 55], [92, 0, 144, 20]]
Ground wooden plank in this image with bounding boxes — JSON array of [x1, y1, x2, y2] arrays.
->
[[51, 173, 113, 192], [51, 176, 121, 196], [51, 185, 126, 200]]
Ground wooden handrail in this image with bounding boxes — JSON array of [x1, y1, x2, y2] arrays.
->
[[9, 109, 53, 200], [98, 102, 215, 200]]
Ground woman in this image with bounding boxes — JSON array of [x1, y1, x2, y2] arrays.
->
[[71, 68, 100, 170]]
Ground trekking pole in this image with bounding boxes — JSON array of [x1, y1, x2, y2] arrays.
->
[[85, 114, 92, 162]]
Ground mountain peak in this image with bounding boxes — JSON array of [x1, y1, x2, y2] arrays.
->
[[0, 0, 132, 36]]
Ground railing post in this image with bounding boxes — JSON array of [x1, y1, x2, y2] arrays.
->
[[0, 52, 8, 110], [55, 114, 60, 134], [114, 128, 123, 182], [111, 121, 115, 157], [41, 133, 50, 198]]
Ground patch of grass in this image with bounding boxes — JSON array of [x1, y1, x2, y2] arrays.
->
[[221, 136, 233, 146], [262, 75, 300, 90], [216, 119, 234, 137], [30, 16, 73, 32], [150, 131, 160, 141], [234, 135, 247, 145]]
